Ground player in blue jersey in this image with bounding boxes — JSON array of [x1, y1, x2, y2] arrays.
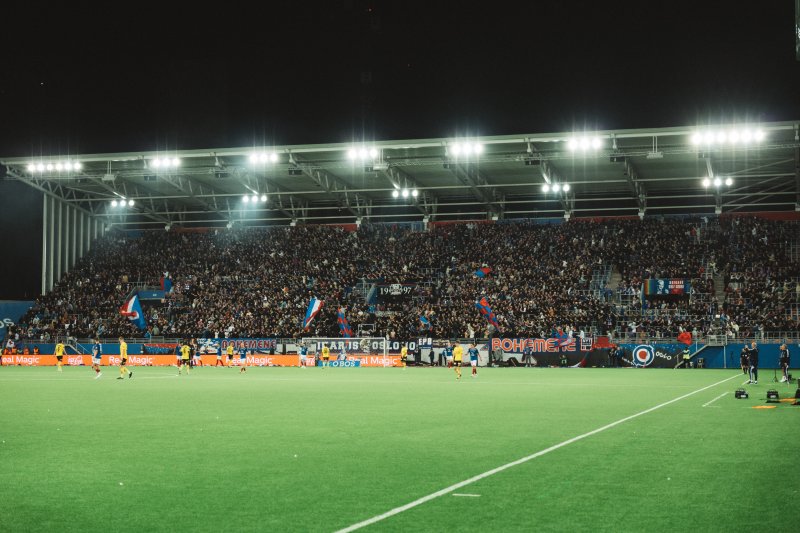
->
[[299, 343, 308, 368], [443, 344, 454, 368], [238, 341, 248, 373], [91, 338, 103, 379], [468, 343, 479, 378]]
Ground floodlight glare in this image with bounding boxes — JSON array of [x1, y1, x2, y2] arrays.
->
[[128, 199, 135, 207], [552, 184, 561, 192], [242, 195, 250, 203], [111, 200, 118, 207], [715, 132, 727, 143], [252, 194, 259, 203], [392, 189, 399, 198], [359, 148, 369, 159], [713, 177, 722, 187], [153, 158, 162, 168], [728, 130, 740, 143], [260, 194, 267, 202], [27, 164, 35, 172], [74, 161, 82, 170], [579, 138, 590, 150], [473, 143, 483, 154], [450, 143, 462, 156], [46, 164, 53, 171], [55, 163, 63, 171], [542, 184, 550, 193], [37, 163, 45, 172], [270, 153, 279, 163], [411, 189, 419, 197], [590, 137, 602, 149], [401, 189, 409, 198], [567, 138, 579, 151], [347, 149, 357, 160], [369, 148, 379, 159], [172, 158, 180, 167], [249, 153, 258, 164], [754, 129, 765, 142], [702, 178, 711, 188], [741, 130, 753, 142], [690, 133, 702, 145], [258, 153, 268, 163], [562, 183, 571, 192], [725, 178, 733, 186]]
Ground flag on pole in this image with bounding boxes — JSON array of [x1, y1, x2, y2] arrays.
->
[[303, 297, 324, 330], [474, 297, 501, 331], [337, 307, 353, 338], [119, 294, 147, 330]]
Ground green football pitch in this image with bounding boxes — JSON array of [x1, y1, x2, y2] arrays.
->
[[1, 366, 797, 532]]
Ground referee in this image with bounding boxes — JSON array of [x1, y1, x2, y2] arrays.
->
[[779, 343, 790, 383], [747, 341, 759, 385]]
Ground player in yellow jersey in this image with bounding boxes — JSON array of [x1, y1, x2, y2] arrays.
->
[[54, 341, 65, 372], [400, 345, 408, 369], [452, 342, 463, 380], [117, 337, 133, 379], [226, 343, 234, 367], [321, 344, 330, 367], [179, 340, 191, 375]]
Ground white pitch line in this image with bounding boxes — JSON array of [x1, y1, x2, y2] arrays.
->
[[452, 494, 481, 498], [702, 392, 727, 408], [335, 372, 741, 533]]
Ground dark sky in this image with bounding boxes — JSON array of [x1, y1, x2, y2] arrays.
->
[[1, 0, 799, 298], [2, 0, 798, 156]]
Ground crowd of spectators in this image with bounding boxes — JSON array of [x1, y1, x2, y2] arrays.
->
[[10, 216, 799, 343]]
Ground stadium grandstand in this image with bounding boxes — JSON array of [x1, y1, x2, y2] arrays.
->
[[2, 122, 799, 350]]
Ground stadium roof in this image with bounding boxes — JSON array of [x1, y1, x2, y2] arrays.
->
[[3, 121, 799, 228]]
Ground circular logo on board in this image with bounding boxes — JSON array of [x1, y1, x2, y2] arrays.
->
[[632, 345, 655, 367]]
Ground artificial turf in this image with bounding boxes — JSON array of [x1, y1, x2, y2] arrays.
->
[[0, 366, 797, 532]]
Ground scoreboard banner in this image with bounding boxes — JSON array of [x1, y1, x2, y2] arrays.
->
[[642, 279, 691, 297], [616, 344, 681, 368]]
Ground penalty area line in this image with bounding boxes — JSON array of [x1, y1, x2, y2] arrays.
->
[[335, 372, 741, 533], [701, 392, 727, 407]]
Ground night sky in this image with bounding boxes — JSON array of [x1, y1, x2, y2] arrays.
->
[[1, 0, 799, 298]]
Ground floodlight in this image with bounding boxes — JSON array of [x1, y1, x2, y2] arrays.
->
[[411, 189, 419, 197], [46, 164, 54, 171], [591, 137, 602, 149], [690, 133, 702, 145], [153, 158, 162, 168], [401, 189, 409, 198], [702, 178, 711, 188], [473, 143, 483, 155], [242, 195, 250, 203], [713, 177, 722, 187], [111, 200, 118, 207], [359, 148, 369, 159], [542, 184, 550, 193], [260, 194, 267, 202], [347, 149, 357, 160], [73, 162, 82, 170], [55, 163, 63, 171], [172, 158, 180, 167], [754, 129, 765, 142], [553, 184, 561, 192], [392, 190, 399, 198], [369, 148, 379, 159], [728, 130, 740, 143], [703, 132, 714, 144], [37, 163, 45, 172], [725, 178, 733, 186], [128, 199, 135, 207], [567, 139, 578, 151], [715, 131, 727, 143], [579, 138, 590, 150], [270, 153, 279, 163], [252, 194, 259, 203], [249, 153, 258, 164], [562, 183, 571, 192], [27, 164, 35, 172], [450, 143, 462, 156]]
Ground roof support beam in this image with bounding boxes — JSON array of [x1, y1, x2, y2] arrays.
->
[[289, 155, 365, 218], [624, 159, 648, 214], [539, 160, 572, 217], [446, 162, 504, 218], [380, 166, 431, 216], [705, 157, 723, 214], [795, 142, 800, 211]]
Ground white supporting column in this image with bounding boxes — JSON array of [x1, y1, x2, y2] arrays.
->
[[78, 211, 85, 260], [41, 195, 49, 295], [48, 196, 55, 291], [70, 206, 77, 269]]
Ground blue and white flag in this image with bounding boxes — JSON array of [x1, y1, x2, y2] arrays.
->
[[119, 294, 147, 330], [303, 297, 324, 330]]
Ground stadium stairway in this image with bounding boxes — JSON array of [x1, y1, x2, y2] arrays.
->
[[607, 266, 622, 291], [713, 273, 726, 302]]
